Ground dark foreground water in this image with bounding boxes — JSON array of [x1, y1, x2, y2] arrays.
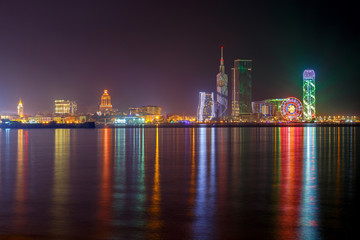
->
[[0, 127, 359, 239]]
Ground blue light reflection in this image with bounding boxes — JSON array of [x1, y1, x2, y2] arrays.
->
[[299, 127, 319, 239]]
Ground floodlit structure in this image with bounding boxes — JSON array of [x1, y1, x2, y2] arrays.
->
[[115, 117, 145, 125], [231, 65, 239, 117], [140, 106, 162, 115], [303, 69, 316, 120], [99, 90, 112, 112], [252, 98, 284, 117], [252, 97, 303, 121], [236, 59, 253, 114], [197, 92, 215, 122], [280, 97, 303, 121], [17, 99, 24, 117], [54, 100, 77, 114], [216, 47, 228, 118], [129, 107, 140, 115]]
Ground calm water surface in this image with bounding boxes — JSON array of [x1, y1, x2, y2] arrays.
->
[[0, 127, 359, 239]]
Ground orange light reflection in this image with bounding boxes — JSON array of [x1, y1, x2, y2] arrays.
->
[[13, 129, 28, 229], [147, 127, 162, 237]]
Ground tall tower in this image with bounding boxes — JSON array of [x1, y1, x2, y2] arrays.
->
[[216, 47, 228, 118], [17, 99, 24, 118], [231, 66, 239, 117], [197, 92, 215, 122], [303, 69, 316, 120], [99, 90, 112, 112], [236, 59, 253, 114]]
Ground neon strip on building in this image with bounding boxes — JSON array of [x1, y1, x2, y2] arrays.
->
[[303, 70, 316, 120]]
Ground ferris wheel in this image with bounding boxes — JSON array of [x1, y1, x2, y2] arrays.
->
[[280, 97, 303, 121]]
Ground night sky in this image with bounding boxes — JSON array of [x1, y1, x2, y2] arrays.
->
[[0, 0, 359, 115]]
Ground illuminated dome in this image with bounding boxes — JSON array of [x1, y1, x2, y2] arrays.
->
[[99, 89, 112, 112]]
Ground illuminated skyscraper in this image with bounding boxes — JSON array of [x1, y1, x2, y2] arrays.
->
[[231, 61, 240, 116], [197, 92, 215, 122], [303, 69, 316, 120], [236, 59, 253, 114], [216, 47, 228, 118], [99, 90, 112, 112], [17, 99, 24, 117], [55, 100, 77, 114]]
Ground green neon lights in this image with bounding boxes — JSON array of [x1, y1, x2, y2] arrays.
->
[[303, 70, 316, 120]]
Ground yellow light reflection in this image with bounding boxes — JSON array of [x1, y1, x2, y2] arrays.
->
[[52, 129, 70, 235], [13, 129, 28, 228], [147, 127, 162, 234], [336, 127, 340, 205]]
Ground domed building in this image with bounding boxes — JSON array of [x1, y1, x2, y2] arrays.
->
[[99, 90, 112, 112]]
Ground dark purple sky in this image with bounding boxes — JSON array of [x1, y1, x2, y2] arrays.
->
[[0, 0, 359, 115]]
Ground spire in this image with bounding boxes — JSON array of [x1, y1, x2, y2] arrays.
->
[[219, 46, 225, 73], [221, 46, 223, 61], [17, 98, 24, 118]]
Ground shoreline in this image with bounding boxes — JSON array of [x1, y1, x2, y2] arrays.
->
[[101, 122, 360, 128], [1, 122, 359, 129], [0, 122, 96, 129]]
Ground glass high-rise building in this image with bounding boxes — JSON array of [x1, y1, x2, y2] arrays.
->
[[197, 92, 215, 122], [303, 69, 316, 120], [231, 64, 239, 117], [216, 47, 228, 118], [233, 59, 253, 114]]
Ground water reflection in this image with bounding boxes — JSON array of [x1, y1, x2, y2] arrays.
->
[[97, 128, 112, 238], [0, 127, 358, 239], [111, 128, 147, 238], [193, 127, 216, 239], [113, 128, 126, 215], [52, 129, 70, 235], [187, 127, 197, 228], [277, 127, 303, 239], [134, 128, 146, 228], [147, 127, 162, 238], [13, 129, 28, 228], [299, 127, 319, 239]]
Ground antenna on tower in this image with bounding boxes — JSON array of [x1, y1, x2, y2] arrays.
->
[[221, 46, 223, 60]]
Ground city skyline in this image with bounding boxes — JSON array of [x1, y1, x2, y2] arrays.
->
[[0, 1, 359, 115], [0, 2, 358, 239]]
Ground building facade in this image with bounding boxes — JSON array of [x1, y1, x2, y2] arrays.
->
[[231, 65, 239, 117], [54, 100, 77, 114], [252, 99, 284, 118], [236, 59, 253, 114], [303, 69, 316, 120], [197, 92, 215, 122], [17, 99, 24, 117], [216, 47, 228, 118], [140, 106, 161, 115], [129, 107, 140, 115], [99, 90, 112, 112]]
